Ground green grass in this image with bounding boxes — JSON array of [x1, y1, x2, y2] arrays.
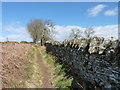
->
[[40, 46, 73, 89], [25, 48, 35, 78], [32, 46, 37, 51], [55, 77, 73, 88], [9, 45, 42, 88], [10, 47, 36, 88], [24, 46, 42, 88], [10, 82, 27, 88], [24, 66, 34, 78], [27, 53, 35, 61]]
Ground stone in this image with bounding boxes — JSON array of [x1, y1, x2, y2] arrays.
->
[[45, 37, 120, 89]]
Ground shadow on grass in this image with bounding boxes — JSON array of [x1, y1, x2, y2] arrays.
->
[[53, 58, 97, 90]]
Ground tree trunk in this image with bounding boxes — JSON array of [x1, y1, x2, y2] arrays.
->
[[41, 39, 43, 46], [33, 39, 36, 43]]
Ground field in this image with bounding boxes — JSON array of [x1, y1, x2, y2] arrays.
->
[[0, 42, 75, 89], [1, 42, 34, 88], [0, 42, 58, 88]]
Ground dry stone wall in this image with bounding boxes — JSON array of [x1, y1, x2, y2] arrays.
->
[[45, 37, 120, 89]]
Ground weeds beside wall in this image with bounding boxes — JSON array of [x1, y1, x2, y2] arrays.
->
[[45, 37, 120, 89]]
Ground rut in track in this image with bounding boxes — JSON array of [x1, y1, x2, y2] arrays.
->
[[36, 50, 54, 88]]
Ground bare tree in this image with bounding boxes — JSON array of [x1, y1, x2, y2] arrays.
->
[[84, 27, 95, 38], [27, 19, 54, 45], [69, 28, 82, 39], [6, 37, 9, 42]]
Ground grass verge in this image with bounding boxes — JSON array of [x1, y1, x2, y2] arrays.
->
[[24, 46, 42, 88], [40, 46, 73, 89]]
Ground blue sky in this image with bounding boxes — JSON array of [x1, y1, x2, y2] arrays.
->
[[3, 2, 118, 26], [1, 2, 118, 41]]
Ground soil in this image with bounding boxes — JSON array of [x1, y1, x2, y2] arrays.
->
[[0, 42, 33, 88], [37, 50, 54, 88], [0, 42, 54, 88]]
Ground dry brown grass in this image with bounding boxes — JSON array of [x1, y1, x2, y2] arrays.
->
[[0, 42, 34, 88]]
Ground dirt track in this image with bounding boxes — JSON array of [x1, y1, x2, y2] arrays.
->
[[37, 49, 54, 88]]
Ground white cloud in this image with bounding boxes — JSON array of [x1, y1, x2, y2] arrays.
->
[[0, 37, 6, 42], [1, 22, 118, 42], [1, 22, 32, 42], [88, 4, 107, 17], [104, 7, 118, 16], [6, 34, 32, 42], [94, 25, 118, 38], [0, 35, 32, 42], [53, 25, 118, 41], [53, 26, 85, 41], [5, 25, 27, 34]]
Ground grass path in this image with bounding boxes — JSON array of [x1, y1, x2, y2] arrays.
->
[[25, 47, 42, 88], [37, 48, 54, 88], [40, 46, 74, 89], [26, 46, 73, 88]]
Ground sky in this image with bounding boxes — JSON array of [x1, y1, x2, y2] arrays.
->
[[0, 2, 119, 42]]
